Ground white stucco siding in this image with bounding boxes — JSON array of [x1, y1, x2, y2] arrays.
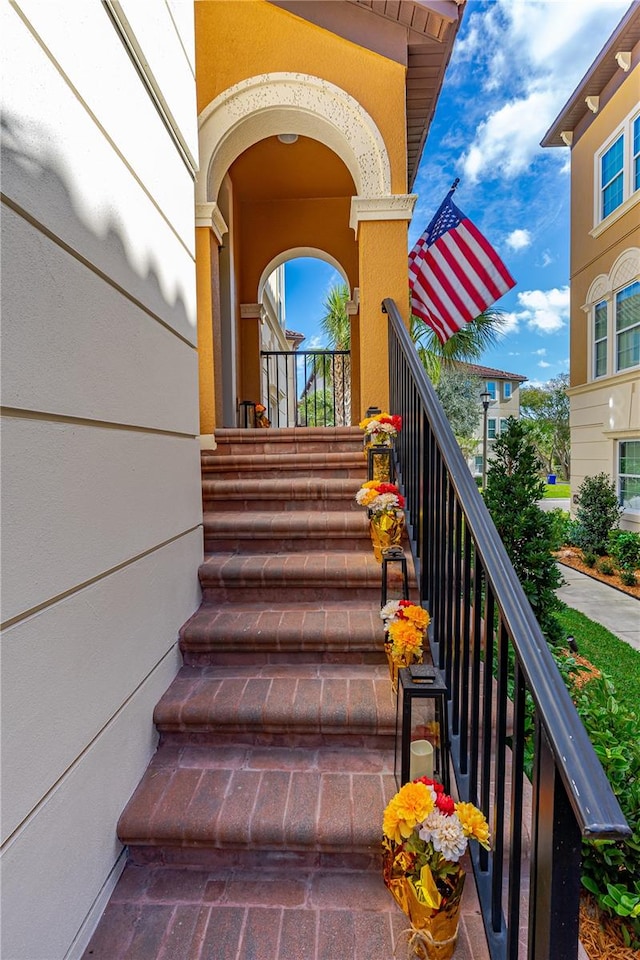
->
[[1, 419, 202, 624], [2, 3, 197, 344], [0, 643, 182, 960], [1, 529, 202, 845], [14, 0, 197, 252], [2, 206, 199, 432], [569, 375, 640, 532], [0, 1, 200, 957]]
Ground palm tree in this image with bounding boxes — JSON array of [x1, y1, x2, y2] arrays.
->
[[410, 309, 508, 386], [316, 283, 351, 426]]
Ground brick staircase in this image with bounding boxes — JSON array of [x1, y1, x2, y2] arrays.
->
[[82, 427, 488, 960]]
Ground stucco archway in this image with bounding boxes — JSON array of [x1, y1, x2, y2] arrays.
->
[[197, 72, 392, 205], [258, 247, 350, 304]]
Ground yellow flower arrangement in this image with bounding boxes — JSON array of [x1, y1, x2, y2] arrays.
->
[[454, 801, 491, 847], [383, 781, 435, 844], [388, 619, 423, 662], [382, 778, 491, 957]]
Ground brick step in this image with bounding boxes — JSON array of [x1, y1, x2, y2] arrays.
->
[[202, 477, 363, 512], [201, 450, 367, 479], [203, 510, 371, 553], [153, 664, 395, 746], [179, 600, 386, 666], [198, 552, 391, 602], [209, 426, 364, 457], [118, 742, 396, 870], [81, 861, 488, 960]]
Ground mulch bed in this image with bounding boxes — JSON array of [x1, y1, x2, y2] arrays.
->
[[556, 548, 640, 601], [580, 894, 639, 960]]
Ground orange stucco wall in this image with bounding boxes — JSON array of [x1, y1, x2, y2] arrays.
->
[[569, 67, 640, 386], [195, 0, 408, 194], [195, 0, 413, 426]]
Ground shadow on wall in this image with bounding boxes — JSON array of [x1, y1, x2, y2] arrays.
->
[[1, 112, 194, 340]]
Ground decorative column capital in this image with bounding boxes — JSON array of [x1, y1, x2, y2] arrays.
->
[[195, 202, 228, 244], [349, 195, 418, 237]]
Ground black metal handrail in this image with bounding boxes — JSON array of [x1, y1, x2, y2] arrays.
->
[[384, 297, 630, 960], [260, 349, 351, 428]]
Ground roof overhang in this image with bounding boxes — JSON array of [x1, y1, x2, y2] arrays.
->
[[268, 0, 465, 187], [541, 2, 640, 148]]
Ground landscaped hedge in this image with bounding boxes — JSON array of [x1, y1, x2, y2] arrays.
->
[[555, 653, 640, 949]]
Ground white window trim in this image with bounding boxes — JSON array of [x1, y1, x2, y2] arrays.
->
[[486, 381, 497, 401], [618, 438, 640, 515], [583, 248, 640, 382], [591, 104, 640, 234], [615, 280, 640, 374], [502, 382, 512, 400]]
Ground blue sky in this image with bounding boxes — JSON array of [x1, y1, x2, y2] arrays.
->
[[284, 0, 631, 386]]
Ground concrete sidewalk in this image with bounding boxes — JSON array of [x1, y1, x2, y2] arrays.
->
[[556, 563, 640, 652]]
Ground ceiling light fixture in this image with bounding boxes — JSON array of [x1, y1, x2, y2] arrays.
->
[[277, 133, 298, 144]]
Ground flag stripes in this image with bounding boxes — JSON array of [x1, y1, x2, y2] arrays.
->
[[409, 190, 516, 343]]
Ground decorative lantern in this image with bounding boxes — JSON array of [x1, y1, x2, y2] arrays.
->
[[238, 400, 256, 428], [367, 443, 394, 483], [395, 664, 450, 792], [381, 546, 409, 606]]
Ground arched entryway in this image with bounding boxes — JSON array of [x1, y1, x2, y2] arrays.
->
[[195, 72, 416, 436]]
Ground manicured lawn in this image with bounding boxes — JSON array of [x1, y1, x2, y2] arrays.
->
[[556, 604, 640, 710], [543, 482, 570, 498]]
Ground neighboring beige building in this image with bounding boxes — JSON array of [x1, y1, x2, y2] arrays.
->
[[543, 4, 640, 530], [457, 362, 527, 477]]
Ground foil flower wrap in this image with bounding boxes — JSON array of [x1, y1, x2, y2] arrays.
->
[[383, 849, 465, 959]]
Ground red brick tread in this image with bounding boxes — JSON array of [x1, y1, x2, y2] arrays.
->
[[203, 511, 369, 537], [153, 663, 395, 742], [82, 863, 486, 960], [117, 743, 396, 855], [180, 600, 383, 647]]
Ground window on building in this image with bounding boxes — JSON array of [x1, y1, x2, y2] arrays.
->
[[499, 418, 509, 435], [601, 135, 624, 219], [502, 382, 512, 400], [474, 455, 483, 474], [596, 110, 640, 226], [619, 440, 640, 513], [634, 115, 640, 193], [594, 300, 608, 377], [486, 381, 496, 401], [487, 418, 497, 440], [616, 280, 640, 372]]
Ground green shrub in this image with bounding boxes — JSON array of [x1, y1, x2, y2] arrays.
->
[[574, 473, 622, 554], [547, 508, 572, 551], [566, 519, 585, 547], [598, 559, 615, 575], [483, 419, 563, 645], [620, 569, 638, 587], [555, 659, 640, 949], [609, 530, 640, 574], [583, 551, 597, 567]]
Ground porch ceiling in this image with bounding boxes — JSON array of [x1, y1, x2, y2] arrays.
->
[[267, 0, 465, 189], [229, 136, 355, 202]]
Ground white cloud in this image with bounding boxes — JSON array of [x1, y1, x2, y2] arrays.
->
[[506, 228, 532, 251], [496, 286, 570, 337], [518, 286, 570, 333], [533, 348, 547, 356], [457, 0, 629, 183], [540, 251, 553, 268], [307, 335, 324, 349], [499, 311, 522, 335], [538, 360, 551, 368]]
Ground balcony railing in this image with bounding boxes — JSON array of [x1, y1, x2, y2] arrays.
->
[[261, 349, 350, 428], [384, 298, 630, 960]]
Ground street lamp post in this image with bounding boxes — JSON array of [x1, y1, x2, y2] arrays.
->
[[480, 390, 492, 489]]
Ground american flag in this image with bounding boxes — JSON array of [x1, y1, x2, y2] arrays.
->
[[409, 188, 516, 344]]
